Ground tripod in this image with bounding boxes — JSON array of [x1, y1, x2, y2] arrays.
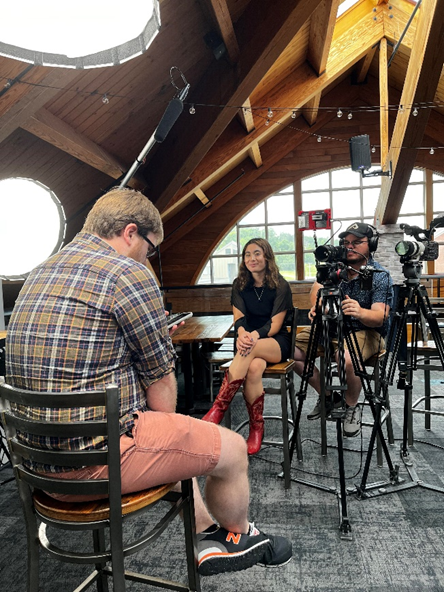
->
[[358, 266, 444, 497], [289, 280, 393, 538]]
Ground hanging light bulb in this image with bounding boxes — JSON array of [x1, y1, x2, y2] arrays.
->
[[102, 93, 109, 104], [268, 108, 273, 118], [430, 148, 435, 155], [412, 107, 418, 116], [4, 79, 12, 89], [265, 118, 270, 126], [347, 112, 353, 120], [398, 104, 404, 114], [189, 104, 196, 114], [291, 110, 297, 119], [337, 109, 343, 118], [317, 135, 322, 143], [371, 145, 376, 154]]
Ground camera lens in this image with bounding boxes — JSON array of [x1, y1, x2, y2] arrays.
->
[[395, 241, 417, 257]]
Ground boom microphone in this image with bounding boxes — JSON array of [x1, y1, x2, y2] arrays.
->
[[154, 97, 184, 143]]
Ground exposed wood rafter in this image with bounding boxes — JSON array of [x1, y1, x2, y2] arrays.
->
[[145, 0, 324, 213], [307, 0, 341, 75], [379, 38, 389, 168], [21, 108, 141, 188], [375, 0, 444, 224], [162, 6, 385, 221]]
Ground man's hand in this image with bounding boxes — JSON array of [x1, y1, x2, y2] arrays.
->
[[165, 310, 185, 336], [307, 304, 317, 322], [342, 295, 362, 318]]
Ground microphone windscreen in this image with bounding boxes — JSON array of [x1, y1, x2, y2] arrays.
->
[[154, 98, 184, 142]]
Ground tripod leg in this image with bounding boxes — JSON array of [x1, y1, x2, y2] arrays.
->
[[336, 418, 352, 540]]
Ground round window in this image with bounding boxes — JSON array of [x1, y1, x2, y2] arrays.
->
[[0, 178, 66, 279]]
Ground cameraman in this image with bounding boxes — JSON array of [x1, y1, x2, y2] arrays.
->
[[293, 222, 393, 437]]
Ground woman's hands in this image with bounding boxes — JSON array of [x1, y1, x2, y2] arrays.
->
[[236, 330, 259, 357]]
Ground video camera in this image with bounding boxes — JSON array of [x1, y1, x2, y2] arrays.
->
[[395, 215, 444, 280], [395, 217, 443, 263]]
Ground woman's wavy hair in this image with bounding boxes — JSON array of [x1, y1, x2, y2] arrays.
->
[[237, 238, 280, 291]]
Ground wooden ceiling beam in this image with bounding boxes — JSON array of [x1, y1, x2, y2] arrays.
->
[[21, 108, 142, 188], [354, 46, 377, 83], [144, 0, 324, 213], [162, 81, 360, 249], [248, 142, 262, 168], [163, 7, 384, 220], [195, 187, 211, 207], [379, 38, 389, 169], [375, 1, 444, 225], [302, 93, 322, 126], [201, 0, 240, 64], [307, 0, 341, 76], [238, 99, 255, 133], [0, 68, 77, 144]]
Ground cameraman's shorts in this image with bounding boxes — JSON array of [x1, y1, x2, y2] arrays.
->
[[295, 326, 385, 362]]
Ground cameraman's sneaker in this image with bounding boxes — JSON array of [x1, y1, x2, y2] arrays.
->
[[343, 404, 361, 437], [307, 393, 342, 421], [197, 523, 292, 576]]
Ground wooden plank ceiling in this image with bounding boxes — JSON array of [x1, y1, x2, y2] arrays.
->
[[0, 0, 443, 286]]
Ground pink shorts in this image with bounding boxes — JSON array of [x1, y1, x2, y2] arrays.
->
[[51, 411, 221, 501]]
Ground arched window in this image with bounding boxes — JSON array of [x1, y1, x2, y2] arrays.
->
[[197, 167, 428, 284], [0, 178, 66, 279]]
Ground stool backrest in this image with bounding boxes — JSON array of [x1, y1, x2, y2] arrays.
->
[[0, 383, 121, 506]]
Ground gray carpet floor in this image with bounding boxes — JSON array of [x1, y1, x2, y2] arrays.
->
[[1, 367, 444, 591]]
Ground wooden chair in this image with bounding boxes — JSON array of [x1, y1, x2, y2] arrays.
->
[[222, 308, 300, 489], [0, 383, 200, 592]]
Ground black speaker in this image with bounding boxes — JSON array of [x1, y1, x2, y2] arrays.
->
[[349, 134, 371, 172]]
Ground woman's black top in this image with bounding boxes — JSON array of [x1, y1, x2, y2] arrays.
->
[[231, 274, 293, 340]]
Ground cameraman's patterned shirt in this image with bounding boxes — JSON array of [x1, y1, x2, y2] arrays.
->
[[339, 258, 393, 337]]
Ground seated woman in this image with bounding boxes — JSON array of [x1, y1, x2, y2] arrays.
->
[[202, 238, 293, 455]]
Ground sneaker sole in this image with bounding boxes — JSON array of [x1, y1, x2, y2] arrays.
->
[[198, 540, 268, 576], [257, 556, 293, 568], [343, 429, 361, 438]]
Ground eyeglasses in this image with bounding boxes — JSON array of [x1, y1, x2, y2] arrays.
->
[[139, 233, 159, 258], [342, 240, 368, 248]]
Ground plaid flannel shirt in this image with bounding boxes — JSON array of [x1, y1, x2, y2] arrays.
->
[[6, 232, 176, 472]]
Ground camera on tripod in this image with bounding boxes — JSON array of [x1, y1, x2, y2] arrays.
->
[[395, 216, 444, 279], [314, 244, 349, 286]]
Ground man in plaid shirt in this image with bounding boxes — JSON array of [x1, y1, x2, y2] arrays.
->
[[6, 187, 292, 576]]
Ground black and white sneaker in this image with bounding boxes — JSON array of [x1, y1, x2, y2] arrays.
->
[[307, 392, 343, 421], [197, 523, 292, 576]]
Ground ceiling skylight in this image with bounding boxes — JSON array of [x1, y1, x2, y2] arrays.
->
[[0, 1, 160, 68]]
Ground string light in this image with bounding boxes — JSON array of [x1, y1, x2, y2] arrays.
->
[[430, 148, 435, 155], [268, 108, 273, 118], [371, 146, 376, 153], [265, 119, 270, 126], [347, 112, 353, 120], [4, 79, 11, 89], [398, 104, 404, 113], [291, 110, 297, 119], [317, 135, 322, 142], [189, 104, 196, 114], [412, 107, 418, 116], [337, 109, 343, 118], [102, 93, 109, 104]]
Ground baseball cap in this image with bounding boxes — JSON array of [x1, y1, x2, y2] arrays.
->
[[339, 222, 375, 240]]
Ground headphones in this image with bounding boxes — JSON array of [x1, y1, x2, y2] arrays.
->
[[339, 223, 379, 253]]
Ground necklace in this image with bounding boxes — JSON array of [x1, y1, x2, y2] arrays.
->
[[253, 285, 265, 301]]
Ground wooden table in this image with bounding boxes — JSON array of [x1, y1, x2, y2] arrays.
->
[[172, 315, 233, 414]]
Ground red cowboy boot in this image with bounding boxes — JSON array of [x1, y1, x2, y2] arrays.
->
[[202, 372, 245, 424], [245, 393, 265, 455]]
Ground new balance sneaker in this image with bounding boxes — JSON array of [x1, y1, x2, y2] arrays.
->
[[343, 404, 361, 438], [197, 523, 292, 576], [307, 392, 343, 421]]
